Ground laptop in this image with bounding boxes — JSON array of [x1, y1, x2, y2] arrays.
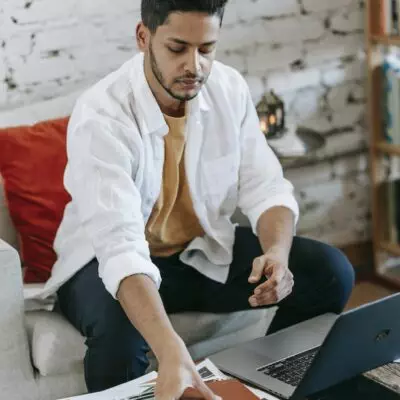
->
[[209, 292, 400, 399]]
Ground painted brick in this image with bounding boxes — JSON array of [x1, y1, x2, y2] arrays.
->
[[246, 44, 303, 75], [217, 51, 246, 74], [7, 0, 77, 23], [34, 25, 104, 52], [235, 0, 299, 22], [244, 75, 266, 104], [276, 90, 298, 114], [301, 0, 354, 13], [218, 21, 266, 51], [77, 0, 140, 17], [264, 15, 325, 44], [327, 82, 366, 110], [321, 127, 366, 156], [332, 153, 369, 177], [307, 223, 369, 247], [302, 116, 334, 133], [332, 104, 365, 129], [100, 13, 142, 42], [295, 177, 369, 246], [296, 179, 346, 235], [285, 162, 333, 188], [267, 68, 321, 93], [69, 46, 137, 78], [0, 52, 6, 78], [12, 54, 78, 84], [11, 77, 88, 107], [305, 33, 364, 66], [330, 8, 365, 33], [0, 82, 8, 106], [222, 0, 239, 26], [291, 86, 325, 121], [4, 34, 33, 57], [321, 58, 366, 86]]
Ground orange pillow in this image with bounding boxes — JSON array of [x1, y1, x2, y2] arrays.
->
[[0, 117, 71, 283]]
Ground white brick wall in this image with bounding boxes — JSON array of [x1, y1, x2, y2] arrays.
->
[[301, 0, 354, 13], [1, 0, 369, 247], [246, 44, 303, 76], [228, 0, 298, 22]]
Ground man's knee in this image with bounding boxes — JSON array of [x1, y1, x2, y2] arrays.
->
[[313, 242, 355, 309], [88, 299, 141, 345], [85, 300, 149, 381], [291, 237, 355, 311]]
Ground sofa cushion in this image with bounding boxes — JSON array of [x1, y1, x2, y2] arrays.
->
[[25, 308, 270, 377], [0, 118, 71, 282], [25, 311, 86, 377]]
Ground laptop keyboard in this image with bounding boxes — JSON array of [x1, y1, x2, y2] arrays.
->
[[258, 347, 320, 387]]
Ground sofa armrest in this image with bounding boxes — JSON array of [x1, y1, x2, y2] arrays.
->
[[0, 239, 37, 399]]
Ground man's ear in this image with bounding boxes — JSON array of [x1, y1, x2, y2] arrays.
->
[[136, 22, 149, 51]]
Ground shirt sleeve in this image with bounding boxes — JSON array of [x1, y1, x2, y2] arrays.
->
[[237, 82, 299, 235], [65, 115, 161, 299]]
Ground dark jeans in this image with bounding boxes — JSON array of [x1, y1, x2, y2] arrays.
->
[[57, 228, 355, 393]]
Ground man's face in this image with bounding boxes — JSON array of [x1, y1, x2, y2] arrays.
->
[[141, 12, 221, 102]]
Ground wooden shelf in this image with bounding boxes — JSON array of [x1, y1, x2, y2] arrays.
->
[[366, 2, 400, 288], [377, 270, 400, 289], [371, 35, 400, 46], [379, 241, 400, 257], [376, 141, 400, 156], [377, 242, 400, 289]]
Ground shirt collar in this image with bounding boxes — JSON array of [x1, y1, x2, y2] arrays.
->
[[129, 53, 210, 136]]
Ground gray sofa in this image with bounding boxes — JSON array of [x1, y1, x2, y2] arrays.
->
[[0, 93, 273, 400]]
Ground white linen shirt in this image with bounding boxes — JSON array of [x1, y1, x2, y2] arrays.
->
[[41, 52, 299, 300]]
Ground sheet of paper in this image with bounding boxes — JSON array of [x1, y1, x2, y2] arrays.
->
[[196, 358, 226, 381], [58, 370, 158, 400]]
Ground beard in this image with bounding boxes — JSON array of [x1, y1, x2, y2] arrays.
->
[[149, 40, 206, 102]]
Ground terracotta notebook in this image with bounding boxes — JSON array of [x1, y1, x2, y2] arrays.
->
[[181, 379, 260, 399]]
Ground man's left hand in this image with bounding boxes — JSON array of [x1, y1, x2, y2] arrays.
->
[[248, 251, 294, 307]]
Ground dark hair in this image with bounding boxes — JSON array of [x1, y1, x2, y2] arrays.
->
[[141, 0, 229, 32]]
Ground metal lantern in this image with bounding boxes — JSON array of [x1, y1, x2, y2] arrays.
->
[[256, 91, 285, 138]]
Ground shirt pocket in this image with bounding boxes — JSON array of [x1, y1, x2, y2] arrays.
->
[[202, 153, 238, 210]]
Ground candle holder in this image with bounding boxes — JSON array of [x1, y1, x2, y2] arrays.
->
[[256, 91, 285, 139]]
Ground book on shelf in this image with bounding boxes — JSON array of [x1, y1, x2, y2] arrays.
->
[[382, 52, 400, 145], [375, 0, 400, 35], [380, 157, 400, 244]]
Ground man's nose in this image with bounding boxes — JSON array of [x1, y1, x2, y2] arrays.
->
[[184, 50, 201, 76]]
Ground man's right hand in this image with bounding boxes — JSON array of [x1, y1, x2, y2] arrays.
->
[[156, 336, 220, 400], [118, 275, 219, 399]]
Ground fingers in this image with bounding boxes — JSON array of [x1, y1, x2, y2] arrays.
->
[[249, 269, 294, 307], [155, 385, 185, 400], [194, 378, 221, 400], [155, 374, 189, 400], [248, 256, 266, 283], [256, 282, 293, 306], [255, 267, 292, 295], [254, 274, 278, 296]]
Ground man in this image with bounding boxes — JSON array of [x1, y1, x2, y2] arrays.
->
[[44, 0, 355, 399]]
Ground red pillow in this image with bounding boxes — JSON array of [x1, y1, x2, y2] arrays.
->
[[0, 117, 71, 283]]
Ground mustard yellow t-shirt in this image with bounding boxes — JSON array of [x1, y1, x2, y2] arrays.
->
[[145, 113, 205, 257]]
